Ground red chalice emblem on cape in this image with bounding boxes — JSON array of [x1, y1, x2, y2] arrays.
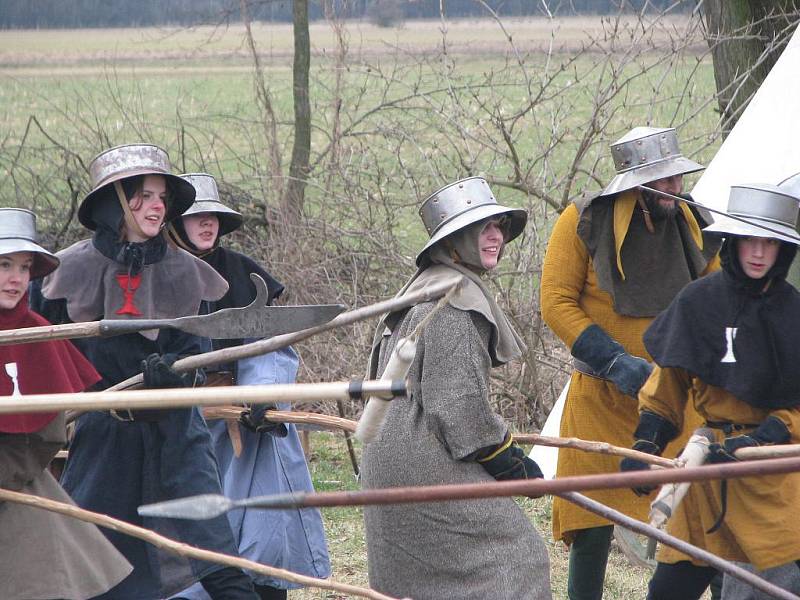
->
[[115, 273, 143, 316]]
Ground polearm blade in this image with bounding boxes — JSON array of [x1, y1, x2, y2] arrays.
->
[[139, 494, 239, 520], [107, 275, 466, 391], [0, 274, 345, 346], [139, 492, 309, 520]]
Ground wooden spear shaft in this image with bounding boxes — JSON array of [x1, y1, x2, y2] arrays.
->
[[199, 410, 674, 467], [233, 455, 800, 510], [108, 276, 463, 391], [201, 411, 800, 466], [0, 380, 404, 414], [0, 488, 399, 600], [204, 408, 359, 433], [559, 491, 800, 600], [515, 432, 677, 468]]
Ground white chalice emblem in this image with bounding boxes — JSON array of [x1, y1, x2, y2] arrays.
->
[[4, 362, 21, 396], [721, 327, 737, 364]]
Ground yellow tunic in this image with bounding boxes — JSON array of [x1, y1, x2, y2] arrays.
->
[[541, 200, 719, 543], [640, 366, 800, 570]]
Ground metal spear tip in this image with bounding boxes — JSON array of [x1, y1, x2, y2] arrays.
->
[[138, 494, 233, 520]]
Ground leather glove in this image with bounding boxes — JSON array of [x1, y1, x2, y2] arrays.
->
[[141, 353, 202, 389], [571, 324, 653, 397], [708, 416, 790, 464], [476, 434, 544, 498], [620, 410, 679, 496], [238, 408, 288, 437]]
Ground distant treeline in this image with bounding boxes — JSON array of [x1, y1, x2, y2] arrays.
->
[[0, 0, 689, 29]]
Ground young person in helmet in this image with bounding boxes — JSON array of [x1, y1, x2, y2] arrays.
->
[[540, 127, 721, 599], [31, 145, 259, 600], [0, 208, 133, 599], [620, 183, 800, 599], [361, 177, 552, 600], [166, 173, 330, 600]]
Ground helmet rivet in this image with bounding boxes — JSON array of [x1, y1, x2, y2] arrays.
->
[[467, 199, 472, 204]]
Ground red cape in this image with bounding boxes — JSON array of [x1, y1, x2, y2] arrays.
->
[[0, 293, 100, 433]]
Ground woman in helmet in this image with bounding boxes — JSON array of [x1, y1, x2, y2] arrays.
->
[[31, 145, 258, 600], [361, 177, 552, 600], [166, 173, 330, 600], [621, 183, 800, 599], [0, 208, 132, 599]]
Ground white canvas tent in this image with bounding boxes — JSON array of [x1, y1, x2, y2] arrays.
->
[[691, 26, 800, 215]]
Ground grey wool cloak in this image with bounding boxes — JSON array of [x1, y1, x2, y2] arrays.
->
[[361, 302, 552, 600]]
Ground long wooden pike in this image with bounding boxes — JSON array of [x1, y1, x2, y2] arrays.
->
[[560, 491, 800, 600], [138, 454, 800, 519], [201, 409, 800, 467], [0, 274, 344, 346], [517, 432, 677, 468], [0, 488, 399, 600], [107, 275, 464, 391], [0, 380, 405, 414]]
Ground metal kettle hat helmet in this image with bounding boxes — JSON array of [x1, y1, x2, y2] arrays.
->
[[179, 173, 244, 237], [416, 176, 527, 266], [0, 208, 59, 279], [703, 183, 800, 246], [77, 143, 197, 230], [600, 127, 705, 197]]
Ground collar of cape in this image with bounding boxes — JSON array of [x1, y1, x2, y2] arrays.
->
[[40, 238, 229, 341]]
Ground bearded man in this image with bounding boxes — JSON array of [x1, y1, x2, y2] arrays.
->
[[540, 127, 721, 600]]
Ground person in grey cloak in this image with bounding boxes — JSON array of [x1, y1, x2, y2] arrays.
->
[[166, 173, 331, 600], [361, 176, 552, 600], [0, 208, 132, 599]]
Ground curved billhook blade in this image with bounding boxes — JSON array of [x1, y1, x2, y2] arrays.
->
[[139, 491, 306, 520], [99, 274, 346, 340]]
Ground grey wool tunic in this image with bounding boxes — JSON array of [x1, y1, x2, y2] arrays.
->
[[362, 302, 552, 600]]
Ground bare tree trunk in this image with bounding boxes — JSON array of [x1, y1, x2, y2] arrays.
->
[[701, 0, 799, 133], [282, 0, 311, 222]]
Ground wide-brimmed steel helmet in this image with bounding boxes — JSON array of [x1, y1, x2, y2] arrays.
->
[[600, 127, 705, 197], [703, 183, 800, 246], [416, 176, 527, 266], [78, 143, 196, 230], [0, 208, 59, 279], [178, 173, 244, 237]]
